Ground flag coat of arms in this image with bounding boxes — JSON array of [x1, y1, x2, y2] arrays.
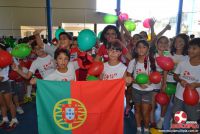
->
[[36, 79, 125, 134]]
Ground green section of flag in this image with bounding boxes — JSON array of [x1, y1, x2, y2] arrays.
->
[[36, 80, 72, 134]]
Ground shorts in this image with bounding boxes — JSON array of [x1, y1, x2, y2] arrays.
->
[[0, 80, 12, 93], [10, 81, 25, 95], [172, 97, 200, 121], [132, 88, 153, 104]]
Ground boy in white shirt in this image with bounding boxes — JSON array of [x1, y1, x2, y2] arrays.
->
[[173, 38, 200, 122]]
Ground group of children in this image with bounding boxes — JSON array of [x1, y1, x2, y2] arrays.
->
[[0, 19, 200, 134]]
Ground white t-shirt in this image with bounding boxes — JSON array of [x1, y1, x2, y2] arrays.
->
[[102, 62, 127, 80], [175, 59, 200, 101], [29, 55, 55, 78], [127, 59, 154, 91], [44, 43, 57, 58], [167, 54, 188, 82], [0, 66, 9, 82], [44, 62, 76, 81]]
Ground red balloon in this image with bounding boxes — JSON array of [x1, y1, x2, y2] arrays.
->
[[155, 92, 170, 105], [183, 86, 199, 106], [88, 61, 104, 76], [0, 50, 13, 68], [149, 71, 162, 84], [156, 56, 174, 71], [8, 70, 24, 82]]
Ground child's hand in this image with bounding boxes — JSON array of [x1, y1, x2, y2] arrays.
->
[[165, 24, 171, 30], [139, 84, 148, 89], [161, 83, 167, 92], [11, 63, 19, 72], [30, 78, 37, 85], [149, 18, 156, 27], [33, 29, 43, 35], [180, 79, 188, 87], [125, 76, 134, 84]]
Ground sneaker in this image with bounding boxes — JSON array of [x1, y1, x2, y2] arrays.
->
[[5, 120, 18, 131], [16, 107, 24, 114], [31, 92, 36, 97], [157, 119, 163, 129], [0, 120, 9, 129], [136, 130, 142, 134], [23, 96, 32, 103]]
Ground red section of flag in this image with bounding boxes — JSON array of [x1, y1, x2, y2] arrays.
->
[[71, 79, 125, 134]]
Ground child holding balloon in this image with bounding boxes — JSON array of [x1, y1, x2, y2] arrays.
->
[[0, 46, 18, 130], [173, 38, 200, 122], [150, 36, 170, 128], [12, 41, 55, 80], [127, 39, 156, 133], [156, 34, 190, 128]]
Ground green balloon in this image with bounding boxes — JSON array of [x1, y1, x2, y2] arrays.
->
[[136, 73, 149, 84], [11, 43, 32, 59], [55, 28, 65, 40], [124, 20, 136, 31], [103, 14, 118, 24], [165, 83, 176, 95], [77, 29, 96, 51], [87, 75, 99, 81]]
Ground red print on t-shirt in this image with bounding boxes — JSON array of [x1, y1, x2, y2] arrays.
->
[[136, 69, 142, 74], [183, 71, 190, 76], [103, 73, 117, 80], [43, 61, 53, 70], [62, 78, 68, 81]]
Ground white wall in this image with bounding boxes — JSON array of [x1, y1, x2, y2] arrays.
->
[[0, 0, 104, 37]]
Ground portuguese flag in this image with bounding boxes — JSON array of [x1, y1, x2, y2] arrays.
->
[[36, 79, 125, 134]]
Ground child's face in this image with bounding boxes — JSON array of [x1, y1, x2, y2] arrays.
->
[[136, 43, 149, 56], [175, 37, 185, 50], [56, 52, 69, 69], [131, 35, 141, 46], [157, 38, 169, 52], [34, 46, 46, 57], [58, 35, 72, 48], [105, 29, 117, 43], [188, 45, 200, 59], [108, 48, 122, 61]]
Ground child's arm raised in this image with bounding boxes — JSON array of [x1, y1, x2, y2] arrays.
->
[[33, 29, 44, 49]]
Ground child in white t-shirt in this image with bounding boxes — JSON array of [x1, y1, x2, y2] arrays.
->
[[100, 41, 132, 119], [12, 41, 55, 79], [167, 34, 189, 83], [44, 48, 76, 81], [127, 39, 156, 133], [100, 43, 127, 80], [173, 38, 200, 122], [0, 47, 18, 130], [150, 36, 170, 128], [30, 48, 77, 84]]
